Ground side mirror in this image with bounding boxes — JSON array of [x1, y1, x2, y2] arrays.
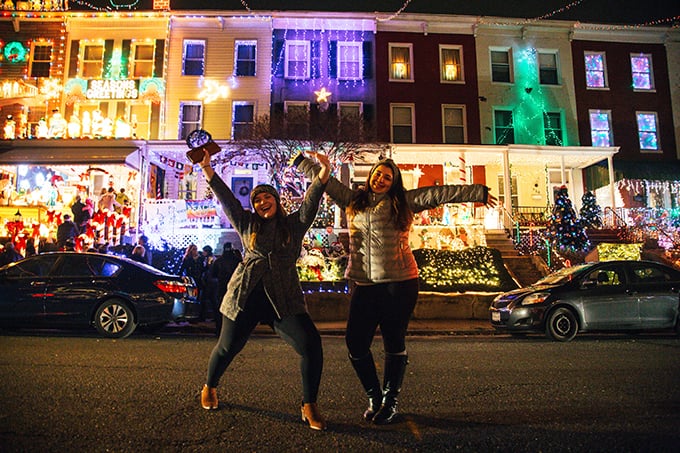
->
[[580, 280, 597, 290]]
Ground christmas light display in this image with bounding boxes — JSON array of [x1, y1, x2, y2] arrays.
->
[[414, 247, 517, 293], [3, 41, 28, 63], [596, 242, 642, 262], [545, 186, 590, 253], [579, 191, 602, 228]]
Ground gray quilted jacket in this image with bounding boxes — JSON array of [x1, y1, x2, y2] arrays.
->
[[207, 172, 326, 320], [295, 156, 488, 284]]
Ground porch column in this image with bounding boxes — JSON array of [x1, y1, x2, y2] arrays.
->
[[607, 155, 616, 209], [502, 148, 512, 229]]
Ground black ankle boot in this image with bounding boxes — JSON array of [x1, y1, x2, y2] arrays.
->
[[349, 352, 383, 421], [373, 353, 408, 425]]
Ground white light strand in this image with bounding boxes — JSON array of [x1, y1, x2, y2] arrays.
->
[[376, 0, 413, 22]]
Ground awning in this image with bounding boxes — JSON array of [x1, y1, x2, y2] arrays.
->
[[0, 139, 145, 169], [612, 160, 680, 182]]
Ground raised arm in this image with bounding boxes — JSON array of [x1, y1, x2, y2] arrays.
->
[[198, 149, 249, 230], [406, 184, 496, 213], [293, 152, 355, 208], [295, 151, 330, 225]]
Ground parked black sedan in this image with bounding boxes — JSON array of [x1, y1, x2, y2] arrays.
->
[[0, 252, 199, 338], [490, 260, 680, 341]]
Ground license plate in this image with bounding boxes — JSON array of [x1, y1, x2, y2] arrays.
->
[[492, 311, 501, 322]]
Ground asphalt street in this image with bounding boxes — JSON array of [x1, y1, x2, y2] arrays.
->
[[1, 331, 679, 452]]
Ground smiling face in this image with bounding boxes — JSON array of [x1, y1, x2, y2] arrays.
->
[[369, 164, 394, 194], [253, 192, 279, 219]]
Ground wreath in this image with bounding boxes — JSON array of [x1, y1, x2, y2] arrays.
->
[[3, 41, 28, 63]]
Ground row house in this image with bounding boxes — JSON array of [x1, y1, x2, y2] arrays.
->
[[1, 7, 679, 249], [571, 25, 679, 211]]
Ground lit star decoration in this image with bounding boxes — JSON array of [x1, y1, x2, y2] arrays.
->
[[314, 87, 332, 103], [198, 80, 230, 104]]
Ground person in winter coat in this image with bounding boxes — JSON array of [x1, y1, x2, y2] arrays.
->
[[56, 214, 80, 250], [199, 148, 331, 431], [0, 242, 23, 266], [294, 154, 496, 425], [209, 242, 243, 335]]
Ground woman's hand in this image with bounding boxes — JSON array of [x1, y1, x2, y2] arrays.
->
[[485, 190, 498, 208], [199, 149, 215, 181], [309, 151, 331, 184]]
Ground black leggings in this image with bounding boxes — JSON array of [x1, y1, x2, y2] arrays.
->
[[345, 278, 419, 358], [206, 282, 323, 403]]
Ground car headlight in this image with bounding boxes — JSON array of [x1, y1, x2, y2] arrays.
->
[[521, 292, 550, 305]]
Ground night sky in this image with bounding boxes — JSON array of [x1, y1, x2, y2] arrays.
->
[[72, 0, 680, 26]]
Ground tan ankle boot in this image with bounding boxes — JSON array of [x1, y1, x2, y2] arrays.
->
[[301, 402, 327, 430], [201, 385, 218, 410]]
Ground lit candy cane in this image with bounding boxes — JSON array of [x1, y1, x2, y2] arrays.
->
[[459, 153, 469, 221]]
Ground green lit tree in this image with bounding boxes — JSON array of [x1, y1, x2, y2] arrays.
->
[[579, 191, 603, 228], [545, 186, 590, 252]]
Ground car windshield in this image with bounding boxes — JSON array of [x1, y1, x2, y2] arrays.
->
[[534, 264, 593, 285]]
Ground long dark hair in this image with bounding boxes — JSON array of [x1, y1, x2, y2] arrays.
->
[[248, 198, 291, 249], [348, 159, 413, 232]]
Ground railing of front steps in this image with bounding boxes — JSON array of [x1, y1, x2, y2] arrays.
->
[[501, 206, 680, 270]]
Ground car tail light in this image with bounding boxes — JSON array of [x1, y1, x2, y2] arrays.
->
[[154, 280, 190, 294]]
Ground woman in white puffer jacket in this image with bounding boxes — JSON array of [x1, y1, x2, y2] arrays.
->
[[295, 154, 496, 425]]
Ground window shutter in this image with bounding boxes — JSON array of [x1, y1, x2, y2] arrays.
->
[[311, 40, 321, 79], [329, 41, 337, 78], [121, 40, 131, 78], [273, 39, 284, 78], [104, 39, 114, 76], [153, 39, 165, 77], [68, 40, 79, 78], [362, 41, 373, 79]]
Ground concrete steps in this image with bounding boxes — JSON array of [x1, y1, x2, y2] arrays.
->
[[485, 229, 548, 287]]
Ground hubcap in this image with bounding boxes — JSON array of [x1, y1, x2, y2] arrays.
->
[[99, 304, 129, 334], [554, 315, 571, 336]]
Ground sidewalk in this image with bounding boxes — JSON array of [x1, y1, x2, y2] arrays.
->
[[164, 318, 498, 336]]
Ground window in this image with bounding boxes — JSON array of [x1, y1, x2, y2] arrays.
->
[[636, 111, 659, 151], [30, 42, 52, 77], [442, 105, 466, 144], [630, 53, 654, 90], [390, 104, 414, 143], [490, 49, 512, 83], [129, 104, 150, 139], [81, 43, 104, 78], [285, 40, 310, 80], [497, 175, 518, 209], [337, 41, 363, 80], [589, 109, 613, 147], [284, 101, 309, 137], [132, 43, 154, 78], [584, 51, 608, 89], [179, 101, 202, 140], [183, 40, 205, 76], [338, 102, 363, 137], [389, 43, 413, 81], [234, 40, 256, 77], [538, 51, 559, 85], [232, 102, 255, 139], [494, 110, 514, 144], [439, 45, 463, 83], [544, 112, 563, 146]]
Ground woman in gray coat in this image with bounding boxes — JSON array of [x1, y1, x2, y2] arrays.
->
[[295, 155, 496, 425], [199, 149, 330, 431]]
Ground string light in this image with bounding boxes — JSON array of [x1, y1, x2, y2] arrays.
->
[[376, 0, 413, 22]]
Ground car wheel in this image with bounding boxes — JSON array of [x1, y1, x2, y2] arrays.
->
[[545, 307, 578, 342], [94, 299, 137, 339]]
